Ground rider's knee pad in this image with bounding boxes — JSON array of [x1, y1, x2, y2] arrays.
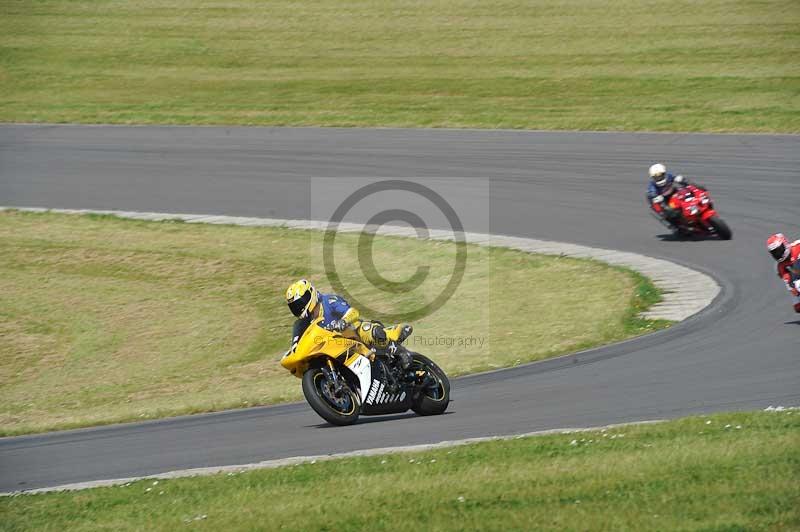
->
[[358, 321, 413, 346], [371, 323, 387, 343], [357, 321, 386, 346]]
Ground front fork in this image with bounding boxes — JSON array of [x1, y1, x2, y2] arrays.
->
[[321, 358, 344, 395]]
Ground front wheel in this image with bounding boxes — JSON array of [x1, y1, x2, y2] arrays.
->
[[409, 353, 450, 416], [708, 216, 732, 240], [302, 365, 360, 426]]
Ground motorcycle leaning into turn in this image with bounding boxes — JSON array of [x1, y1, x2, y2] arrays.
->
[[281, 317, 450, 425], [651, 184, 732, 240]]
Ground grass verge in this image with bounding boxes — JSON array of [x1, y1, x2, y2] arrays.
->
[[2, 410, 798, 530], [0, 210, 666, 435], [1, 0, 798, 132]]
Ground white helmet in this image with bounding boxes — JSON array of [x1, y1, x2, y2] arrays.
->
[[649, 163, 668, 186]]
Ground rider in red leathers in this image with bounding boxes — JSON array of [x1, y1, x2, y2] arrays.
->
[[766, 233, 800, 313], [646, 163, 704, 230]]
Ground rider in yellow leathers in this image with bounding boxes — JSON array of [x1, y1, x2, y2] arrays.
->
[[284, 279, 413, 367]]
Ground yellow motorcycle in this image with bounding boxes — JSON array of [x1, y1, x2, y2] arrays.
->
[[281, 317, 450, 425]]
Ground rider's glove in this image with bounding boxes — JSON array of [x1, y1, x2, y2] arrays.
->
[[329, 319, 348, 332], [371, 324, 387, 344], [652, 194, 664, 204]]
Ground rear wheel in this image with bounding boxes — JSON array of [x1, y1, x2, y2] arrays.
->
[[302, 365, 360, 426], [708, 216, 732, 240], [409, 353, 450, 416]]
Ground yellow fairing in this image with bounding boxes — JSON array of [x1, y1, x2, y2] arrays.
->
[[281, 317, 371, 378]]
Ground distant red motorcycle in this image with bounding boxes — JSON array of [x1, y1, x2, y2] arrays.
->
[[651, 184, 732, 240]]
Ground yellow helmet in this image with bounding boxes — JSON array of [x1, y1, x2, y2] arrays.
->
[[286, 279, 319, 318]]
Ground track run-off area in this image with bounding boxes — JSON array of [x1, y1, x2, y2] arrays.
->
[[0, 125, 798, 493]]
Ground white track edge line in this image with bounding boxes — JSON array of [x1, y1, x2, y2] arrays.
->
[[0, 206, 719, 322], [3, 419, 665, 496]]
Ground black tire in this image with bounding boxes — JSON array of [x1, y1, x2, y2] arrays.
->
[[301, 365, 360, 426], [708, 216, 732, 240], [409, 353, 450, 416]]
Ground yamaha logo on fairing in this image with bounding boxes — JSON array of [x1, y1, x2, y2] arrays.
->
[[365, 380, 407, 405], [366, 379, 382, 405]]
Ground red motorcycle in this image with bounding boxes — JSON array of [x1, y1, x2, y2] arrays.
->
[[651, 184, 732, 240]]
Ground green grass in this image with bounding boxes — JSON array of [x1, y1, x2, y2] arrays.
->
[[1, 0, 798, 132], [0, 210, 666, 435], [3, 410, 798, 531]]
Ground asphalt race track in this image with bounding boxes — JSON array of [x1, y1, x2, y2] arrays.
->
[[1, 125, 798, 492]]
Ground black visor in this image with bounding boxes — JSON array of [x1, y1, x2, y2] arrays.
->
[[288, 290, 312, 317], [769, 244, 786, 261]]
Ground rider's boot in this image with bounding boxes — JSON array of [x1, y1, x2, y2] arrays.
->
[[396, 324, 413, 343]]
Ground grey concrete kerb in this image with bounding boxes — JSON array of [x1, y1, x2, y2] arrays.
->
[[1, 206, 720, 321], [5, 419, 664, 495]]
